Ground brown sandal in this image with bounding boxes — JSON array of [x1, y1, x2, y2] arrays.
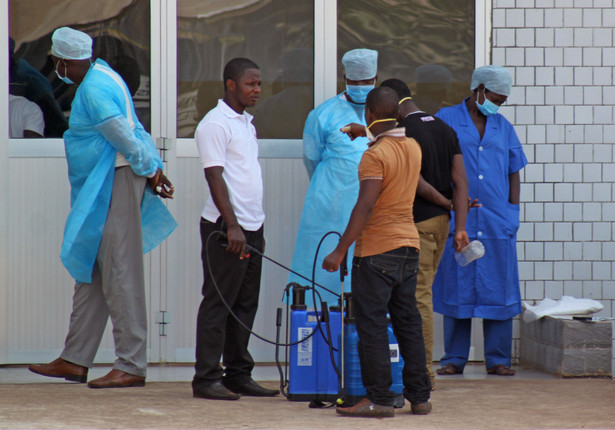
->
[[487, 365, 515, 376], [436, 363, 463, 375]]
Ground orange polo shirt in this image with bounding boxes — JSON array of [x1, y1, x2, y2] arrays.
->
[[354, 128, 422, 257]]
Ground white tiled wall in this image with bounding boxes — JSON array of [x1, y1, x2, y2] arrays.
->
[[492, 1, 615, 370]]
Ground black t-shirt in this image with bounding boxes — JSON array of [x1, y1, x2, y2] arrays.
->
[[400, 112, 462, 223]]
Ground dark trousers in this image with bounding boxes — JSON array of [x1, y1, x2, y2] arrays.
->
[[352, 247, 431, 406], [192, 217, 264, 391]]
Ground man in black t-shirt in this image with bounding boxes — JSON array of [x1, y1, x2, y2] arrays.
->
[[381, 79, 470, 389]]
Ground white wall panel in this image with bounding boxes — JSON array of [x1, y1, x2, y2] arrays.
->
[[5, 158, 157, 364], [166, 154, 309, 364], [7, 158, 74, 361]]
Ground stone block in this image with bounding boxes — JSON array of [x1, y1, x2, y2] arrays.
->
[[521, 314, 612, 377]]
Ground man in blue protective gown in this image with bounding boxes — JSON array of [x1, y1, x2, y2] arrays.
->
[[29, 27, 177, 388], [432, 66, 527, 376], [289, 49, 377, 305]]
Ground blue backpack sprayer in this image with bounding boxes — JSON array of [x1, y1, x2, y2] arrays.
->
[[207, 230, 405, 408]]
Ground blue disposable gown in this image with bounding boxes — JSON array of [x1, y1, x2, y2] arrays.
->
[[289, 94, 369, 306], [61, 59, 177, 284], [433, 99, 528, 320]]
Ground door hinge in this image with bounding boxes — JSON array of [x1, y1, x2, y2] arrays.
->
[[155, 137, 170, 163], [155, 311, 170, 336]]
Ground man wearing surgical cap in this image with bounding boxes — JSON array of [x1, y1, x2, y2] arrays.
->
[[29, 27, 177, 388], [288, 48, 378, 305], [432, 65, 527, 377]]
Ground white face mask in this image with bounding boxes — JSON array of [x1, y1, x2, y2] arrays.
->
[[365, 127, 375, 143], [365, 118, 397, 144]]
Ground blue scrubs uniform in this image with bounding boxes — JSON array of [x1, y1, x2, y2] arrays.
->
[[289, 93, 368, 305], [61, 59, 176, 283], [433, 99, 527, 369]]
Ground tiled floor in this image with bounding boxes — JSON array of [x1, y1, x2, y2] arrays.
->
[[1, 363, 611, 429]]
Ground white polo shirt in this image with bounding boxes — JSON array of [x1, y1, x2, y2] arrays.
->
[[195, 99, 264, 231], [9, 94, 44, 138]]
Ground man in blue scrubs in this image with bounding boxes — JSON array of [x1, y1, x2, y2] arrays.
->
[[432, 66, 527, 376]]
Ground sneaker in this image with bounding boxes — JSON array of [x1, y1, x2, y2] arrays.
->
[[336, 398, 394, 418], [411, 401, 432, 415]]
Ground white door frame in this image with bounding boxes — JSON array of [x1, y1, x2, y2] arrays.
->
[[0, 0, 9, 365]]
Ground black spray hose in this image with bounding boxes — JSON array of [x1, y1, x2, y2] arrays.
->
[[208, 230, 346, 404], [274, 307, 289, 398], [205, 231, 325, 347], [321, 305, 342, 389], [309, 232, 343, 352]]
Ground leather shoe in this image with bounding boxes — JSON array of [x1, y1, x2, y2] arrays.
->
[[87, 369, 145, 388], [336, 398, 394, 418], [222, 378, 280, 397], [28, 358, 88, 383], [411, 401, 433, 415], [193, 381, 240, 400]]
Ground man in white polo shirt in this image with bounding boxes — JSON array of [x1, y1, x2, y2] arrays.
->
[[9, 93, 44, 138], [192, 57, 279, 401]]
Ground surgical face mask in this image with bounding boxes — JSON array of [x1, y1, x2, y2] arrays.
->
[[346, 84, 374, 104], [56, 61, 75, 85], [476, 89, 500, 116], [365, 118, 396, 144]]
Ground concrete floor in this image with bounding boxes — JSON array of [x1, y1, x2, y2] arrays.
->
[[1, 364, 614, 429]]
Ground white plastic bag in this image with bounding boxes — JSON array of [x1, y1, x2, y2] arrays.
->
[[522, 296, 603, 323]]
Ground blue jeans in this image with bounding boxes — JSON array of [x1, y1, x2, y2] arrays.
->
[[352, 247, 431, 406]]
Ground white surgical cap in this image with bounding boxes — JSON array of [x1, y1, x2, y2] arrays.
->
[[51, 27, 92, 60], [342, 49, 378, 80], [470, 65, 512, 96]]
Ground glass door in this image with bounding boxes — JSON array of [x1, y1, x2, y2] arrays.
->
[[2, 0, 168, 364], [164, 0, 316, 366], [1, 0, 486, 367]]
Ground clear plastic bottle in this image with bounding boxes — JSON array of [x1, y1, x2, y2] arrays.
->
[[455, 240, 485, 266]]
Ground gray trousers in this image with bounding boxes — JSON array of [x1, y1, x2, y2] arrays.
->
[[61, 166, 148, 377]]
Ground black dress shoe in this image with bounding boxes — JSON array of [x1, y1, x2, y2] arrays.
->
[[193, 381, 240, 400], [223, 378, 280, 397]]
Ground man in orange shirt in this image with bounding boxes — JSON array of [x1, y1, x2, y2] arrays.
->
[[323, 86, 431, 418]]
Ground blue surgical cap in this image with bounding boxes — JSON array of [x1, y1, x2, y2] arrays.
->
[[51, 27, 92, 60], [342, 49, 378, 80], [471, 65, 512, 96]]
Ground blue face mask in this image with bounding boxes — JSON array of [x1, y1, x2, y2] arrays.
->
[[346, 84, 374, 104], [476, 89, 500, 116], [56, 61, 75, 85]]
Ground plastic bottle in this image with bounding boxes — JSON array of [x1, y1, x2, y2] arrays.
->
[[455, 240, 485, 266]]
